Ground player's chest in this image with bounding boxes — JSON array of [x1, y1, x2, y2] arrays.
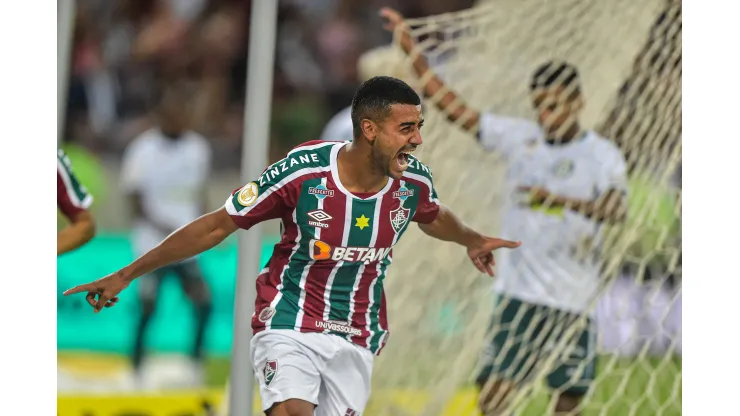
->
[[142, 150, 204, 189], [509, 147, 600, 199], [292, 178, 419, 249]]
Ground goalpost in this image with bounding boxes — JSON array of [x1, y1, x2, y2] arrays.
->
[[362, 0, 681, 415]]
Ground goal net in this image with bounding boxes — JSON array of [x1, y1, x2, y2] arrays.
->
[[367, 0, 682, 415]]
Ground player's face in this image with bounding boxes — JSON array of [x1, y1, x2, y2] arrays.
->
[[373, 104, 424, 180], [532, 87, 583, 139]]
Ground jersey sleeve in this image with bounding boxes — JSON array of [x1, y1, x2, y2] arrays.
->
[[120, 137, 147, 192], [596, 144, 629, 196], [224, 156, 312, 230], [477, 112, 540, 157], [57, 150, 93, 220], [410, 168, 441, 225]]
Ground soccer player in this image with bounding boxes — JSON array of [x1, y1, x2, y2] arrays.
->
[[120, 89, 213, 386], [64, 76, 520, 416], [380, 8, 628, 416], [57, 149, 96, 255]]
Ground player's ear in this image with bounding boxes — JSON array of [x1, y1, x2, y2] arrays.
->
[[361, 119, 377, 144]]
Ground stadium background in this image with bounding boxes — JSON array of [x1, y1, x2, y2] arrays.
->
[[57, 0, 681, 415]]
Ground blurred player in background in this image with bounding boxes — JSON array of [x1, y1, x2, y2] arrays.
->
[[120, 89, 213, 388], [58, 149, 96, 255], [381, 8, 628, 415], [65, 76, 520, 416]]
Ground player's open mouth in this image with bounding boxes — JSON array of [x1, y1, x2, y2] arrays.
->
[[395, 149, 412, 170]]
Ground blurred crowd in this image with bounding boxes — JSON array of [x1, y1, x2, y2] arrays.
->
[[63, 0, 475, 170]]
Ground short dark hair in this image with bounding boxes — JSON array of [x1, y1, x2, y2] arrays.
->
[[351, 76, 421, 139], [530, 61, 581, 98]]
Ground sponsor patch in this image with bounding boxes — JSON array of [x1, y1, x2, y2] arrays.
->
[[258, 307, 276, 322], [309, 185, 334, 200], [314, 319, 362, 336], [237, 182, 259, 206], [307, 209, 332, 228], [308, 239, 392, 263], [393, 186, 414, 202]]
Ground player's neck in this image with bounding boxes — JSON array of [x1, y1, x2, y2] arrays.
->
[[159, 128, 185, 141], [337, 142, 388, 193]]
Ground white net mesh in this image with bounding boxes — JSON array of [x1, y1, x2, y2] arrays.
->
[[366, 0, 681, 415]]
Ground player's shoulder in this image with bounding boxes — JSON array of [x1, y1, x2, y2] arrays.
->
[[287, 140, 338, 161], [330, 106, 352, 121], [585, 131, 625, 162], [57, 148, 68, 162], [126, 128, 161, 152], [259, 140, 339, 185], [57, 149, 72, 172], [402, 154, 435, 184], [481, 112, 540, 136], [183, 130, 212, 154]]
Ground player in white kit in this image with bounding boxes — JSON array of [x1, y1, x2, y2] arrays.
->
[[381, 8, 628, 415], [120, 90, 213, 386]]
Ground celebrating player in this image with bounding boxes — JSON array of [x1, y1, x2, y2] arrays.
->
[[64, 76, 520, 416], [381, 7, 628, 416], [57, 149, 96, 256]]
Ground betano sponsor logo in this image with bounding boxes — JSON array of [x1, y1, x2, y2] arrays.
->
[[309, 239, 391, 263]]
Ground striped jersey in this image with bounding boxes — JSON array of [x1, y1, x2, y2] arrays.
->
[[224, 140, 440, 355], [57, 149, 93, 220]]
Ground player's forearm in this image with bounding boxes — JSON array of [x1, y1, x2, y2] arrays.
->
[[119, 208, 237, 282], [394, 27, 480, 131], [554, 192, 626, 222], [418, 205, 483, 247], [57, 213, 96, 255]]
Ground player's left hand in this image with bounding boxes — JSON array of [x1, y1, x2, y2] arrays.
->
[[467, 237, 521, 277]]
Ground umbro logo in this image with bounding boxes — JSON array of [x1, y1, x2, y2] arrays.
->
[[308, 210, 332, 228]]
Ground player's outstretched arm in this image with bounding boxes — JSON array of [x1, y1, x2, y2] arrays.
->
[[64, 207, 238, 312], [379, 7, 482, 133], [418, 204, 521, 276]]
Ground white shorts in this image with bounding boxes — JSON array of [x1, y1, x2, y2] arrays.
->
[[251, 329, 374, 415]]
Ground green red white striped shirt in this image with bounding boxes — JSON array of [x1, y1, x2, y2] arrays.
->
[[224, 140, 440, 355], [57, 149, 93, 220]]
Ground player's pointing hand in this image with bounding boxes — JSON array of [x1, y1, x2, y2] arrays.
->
[[467, 237, 521, 277], [63, 272, 129, 313]]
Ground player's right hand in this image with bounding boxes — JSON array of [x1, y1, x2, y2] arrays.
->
[[63, 272, 128, 313], [379, 7, 406, 32]]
